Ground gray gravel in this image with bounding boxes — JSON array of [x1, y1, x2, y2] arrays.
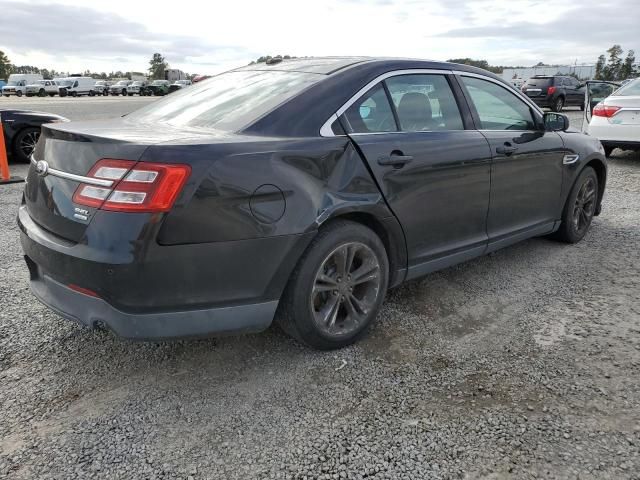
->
[[1, 105, 639, 479]]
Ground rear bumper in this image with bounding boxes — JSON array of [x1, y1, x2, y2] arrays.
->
[[588, 121, 640, 145], [528, 96, 553, 107], [28, 267, 277, 339], [18, 204, 314, 339]]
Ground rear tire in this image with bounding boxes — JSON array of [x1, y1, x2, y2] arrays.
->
[[551, 167, 598, 244], [551, 96, 564, 112], [276, 220, 389, 350]]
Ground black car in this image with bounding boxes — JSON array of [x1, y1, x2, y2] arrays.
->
[[18, 57, 607, 349], [1, 109, 69, 163], [521, 75, 585, 112]]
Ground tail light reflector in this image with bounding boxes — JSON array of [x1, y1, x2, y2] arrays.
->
[[72, 159, 191, 213], [547, 86, 557, 95], [592, 104, 621, 118]]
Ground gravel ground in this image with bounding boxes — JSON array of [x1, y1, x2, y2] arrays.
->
[[1, 107, 639, 479]]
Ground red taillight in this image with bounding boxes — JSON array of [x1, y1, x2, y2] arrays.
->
[[592, 104, 621, 118], [547, 86, 557, 95], [72, 159, 191, 213]]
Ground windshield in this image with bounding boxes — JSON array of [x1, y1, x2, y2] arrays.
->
[[614, 79, 640, 96], [131, 82, 143, 86], [525, 77, 552, 87], [58, 80, 72, 87], [128, 70, 321, 131], [7, 81, 19, 86], [95, 81, 105, 85], [152, 80, 167, 86], [115, 81, 128, 86]]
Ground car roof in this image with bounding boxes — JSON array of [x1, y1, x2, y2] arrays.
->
[[237, 56, 505, 81], [237, 56, 371, 75]]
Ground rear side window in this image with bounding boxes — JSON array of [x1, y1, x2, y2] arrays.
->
[[343, 84, 396, 134], [385, 74, 463, 131], [461, 76, 536, 131], [127, 70, 322, 131]]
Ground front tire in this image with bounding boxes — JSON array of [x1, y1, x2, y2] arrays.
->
[[552, 167, 598, 244], [13, 127, 40, 163], [16, 90, 22, 97], [276, 220, 389, 350]]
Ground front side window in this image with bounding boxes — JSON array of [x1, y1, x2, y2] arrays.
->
[[386, 74, 463, 131], [342, 84, 396, 134], [461, 76, 536, 131]]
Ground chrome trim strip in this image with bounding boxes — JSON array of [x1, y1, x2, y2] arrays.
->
[[563, 154, 580, 165], [30, 156, 114, 187], [320, 113, 339, 137], [319, 68, 453, 137]]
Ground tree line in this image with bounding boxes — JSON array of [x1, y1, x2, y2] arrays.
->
[[2, 48, 637, 83], [594, 45, 637, 81], [0, 51, 194, 81]]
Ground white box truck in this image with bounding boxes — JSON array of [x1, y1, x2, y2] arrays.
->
[[2, 74, 44, 97]]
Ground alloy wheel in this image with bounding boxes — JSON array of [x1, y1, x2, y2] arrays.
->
[[573, 177, 596, 234], [310, 242, 382, 337], [20, 131, 39, 159]]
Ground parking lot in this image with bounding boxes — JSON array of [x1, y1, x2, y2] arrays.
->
[[1, 100, 639, 479]]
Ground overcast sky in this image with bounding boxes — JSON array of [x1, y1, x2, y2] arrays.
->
[[0, 0, 638, 75]]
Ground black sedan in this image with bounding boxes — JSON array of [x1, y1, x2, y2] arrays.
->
[[1, 109, 69, 163], [18, 57, 607, 349]]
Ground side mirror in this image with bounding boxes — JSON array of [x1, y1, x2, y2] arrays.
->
[[543, 112, 569, 132]]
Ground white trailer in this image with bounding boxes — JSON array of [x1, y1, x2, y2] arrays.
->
[[164, 69, 186, 82]]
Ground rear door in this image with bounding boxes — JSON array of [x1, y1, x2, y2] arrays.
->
[[457, 74, 564, 248], [563, 77, 583, 106], [339, 71, 492, 278]]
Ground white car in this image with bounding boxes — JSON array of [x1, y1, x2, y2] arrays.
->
[[25, 80, 59, 97], [586, 79, 640, 156]]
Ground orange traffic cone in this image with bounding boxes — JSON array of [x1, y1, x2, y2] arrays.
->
[[0, 113, 25, 185]]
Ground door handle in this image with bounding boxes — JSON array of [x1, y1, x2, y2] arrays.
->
[[377, 154, 413, 167], [496, 145, 518, 156]]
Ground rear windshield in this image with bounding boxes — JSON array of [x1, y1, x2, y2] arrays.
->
[[614, 79, 640, 96], [127, 70, 322, 131], [525, 77, 552, 87]]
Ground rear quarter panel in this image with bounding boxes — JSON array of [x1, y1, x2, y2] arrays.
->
[[149, 137, 394, 244]]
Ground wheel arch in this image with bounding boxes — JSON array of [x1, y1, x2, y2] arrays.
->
[[584, 157, 607, 215], [317, 210, 407, 288]]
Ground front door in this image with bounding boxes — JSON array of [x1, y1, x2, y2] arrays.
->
[[341, 73, 492, 278], [458, 75, 565, 247]]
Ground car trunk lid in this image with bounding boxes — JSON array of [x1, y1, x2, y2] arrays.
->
[[23, 119, 200, 243]]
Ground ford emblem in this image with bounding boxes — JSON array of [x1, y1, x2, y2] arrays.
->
[[35, 160, 49, 177]]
